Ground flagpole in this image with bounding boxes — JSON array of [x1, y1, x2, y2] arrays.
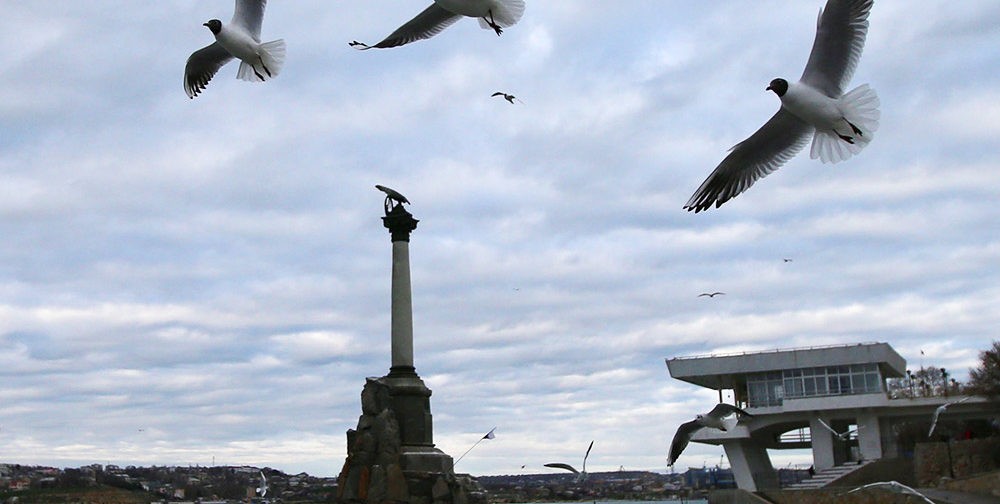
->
[[454, 427, 496, 466]]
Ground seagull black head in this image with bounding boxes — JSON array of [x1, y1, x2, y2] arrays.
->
[[203, 19, 223, 35], [766, 78, 789, 97]]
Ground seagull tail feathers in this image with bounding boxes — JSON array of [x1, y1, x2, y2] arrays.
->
[[237, 39, 286, 82], [810, 84, 880, 164]]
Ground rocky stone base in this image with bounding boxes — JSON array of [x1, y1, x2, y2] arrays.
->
[[915, 437, 1000, 486], [336, 376, 486, 504]]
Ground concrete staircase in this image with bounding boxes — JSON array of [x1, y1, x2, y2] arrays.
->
[[783, 461, 873, 489]]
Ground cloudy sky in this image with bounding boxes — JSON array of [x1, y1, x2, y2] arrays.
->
[[1, 0, 999, 478]]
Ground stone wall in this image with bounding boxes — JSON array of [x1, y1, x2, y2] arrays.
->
[[336, 377, 486, 504], [914, 437, 1000, 486], [938, 470, 1000, 499]]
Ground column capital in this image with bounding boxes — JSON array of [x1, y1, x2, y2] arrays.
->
[[382, 205, 419, 242]]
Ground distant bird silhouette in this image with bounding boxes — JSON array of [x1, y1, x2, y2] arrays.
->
[[491, 92, 521, 104], [668, 404, 753, 466], [350, 0, 525, 49], [545, 440, 593, 483], [928, 397, 970, 437], [698, 292, 725, 298], [842, 481, 934, 504], [783, 258, 793, 263]]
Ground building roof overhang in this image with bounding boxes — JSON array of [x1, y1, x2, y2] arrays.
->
[[666, 342, 907, 390]]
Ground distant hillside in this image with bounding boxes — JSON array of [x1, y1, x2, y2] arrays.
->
[[1, 484, 152, 504]]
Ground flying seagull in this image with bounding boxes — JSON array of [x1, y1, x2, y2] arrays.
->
[[545, 440, 594, 483], [668, 404, 753, 466], [815, 418, 858, 440], [842, 481, 935, 504], [350, 0, 525, 50], [928, 396, 971, 437], [685, 0, 880, 212], [256, 470, 268, 497], [698, 292, 725, 298], [492, 92, 521, 104], [184, 0, 286, 99]]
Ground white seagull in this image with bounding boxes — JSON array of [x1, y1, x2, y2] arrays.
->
[[184, 0, 286, 99], [350, 0, 525, 50], [668, 404, 753, 466], [815, 418, 858, 440], [256, 470, 268, 497], [544, 440, 594, 483], [928, 396, 971, 437], [843, 481, 935, 504], [685, 0, 880, 212]]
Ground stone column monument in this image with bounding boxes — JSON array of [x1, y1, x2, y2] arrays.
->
[[336, 186, 483, 504]]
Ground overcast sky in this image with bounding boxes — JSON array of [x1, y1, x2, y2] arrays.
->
[[1, 0, 999, 478]]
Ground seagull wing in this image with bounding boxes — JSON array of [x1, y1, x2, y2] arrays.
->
[[582, 440, 594, 473], [366, 3, 462, 49], [707, 403, 752, 420], [890, 482, 936, 504], [184, 42, 234, 98], [928, 404, 945, 437], [799, 0, 873, 97], [232, 0, 268, 41], [816, 418, 841, 436], [667, 420, 702, 466], [947, 396, 971, 407], [544, 463, 579, 474], [684, 109, 812, 212], [375, 184, 410, 204]]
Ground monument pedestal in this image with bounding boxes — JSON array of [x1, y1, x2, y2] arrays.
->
[[337, 376, 480, 504]]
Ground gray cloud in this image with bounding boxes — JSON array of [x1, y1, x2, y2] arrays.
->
[[0, 0, 998, 477]]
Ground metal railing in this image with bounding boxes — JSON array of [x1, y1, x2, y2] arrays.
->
[[667, 342, 882, 361]]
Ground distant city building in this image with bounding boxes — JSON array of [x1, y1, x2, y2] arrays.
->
[[682, 467, 735, 489], [666, 342, 994, 491]]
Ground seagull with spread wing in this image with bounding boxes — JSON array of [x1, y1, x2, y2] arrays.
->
[[350, 0, 525, 50], [668, 404, 753, 467], [545, 440, 594, 483], [928, 396, 971, 437], [685, 0, 880, 212], [815, 418, 858, 440], [184, 0, 285, 99], [492, 92, 521, 104], [843, 481, 935, 504], [698, 292, 725, 298], [256, 471, 268, 497]]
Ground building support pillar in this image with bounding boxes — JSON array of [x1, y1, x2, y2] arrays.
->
[[722, 440, 778, 491], [856, 412, 882, 461]]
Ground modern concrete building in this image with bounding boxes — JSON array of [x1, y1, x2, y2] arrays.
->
[[666, 342, 993, 491]]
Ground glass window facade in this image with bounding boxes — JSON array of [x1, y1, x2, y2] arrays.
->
[[746, 363, 883, 407]]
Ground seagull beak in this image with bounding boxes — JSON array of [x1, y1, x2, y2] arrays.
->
[[765, 84, 772, 91], [203, 22, 211, 27]]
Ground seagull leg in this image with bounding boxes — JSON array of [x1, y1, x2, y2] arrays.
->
[[846, 119, 863, 137], [258, 56, 273, 78], [484, 10, 503, 36], [252, 65, 266, 81]]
